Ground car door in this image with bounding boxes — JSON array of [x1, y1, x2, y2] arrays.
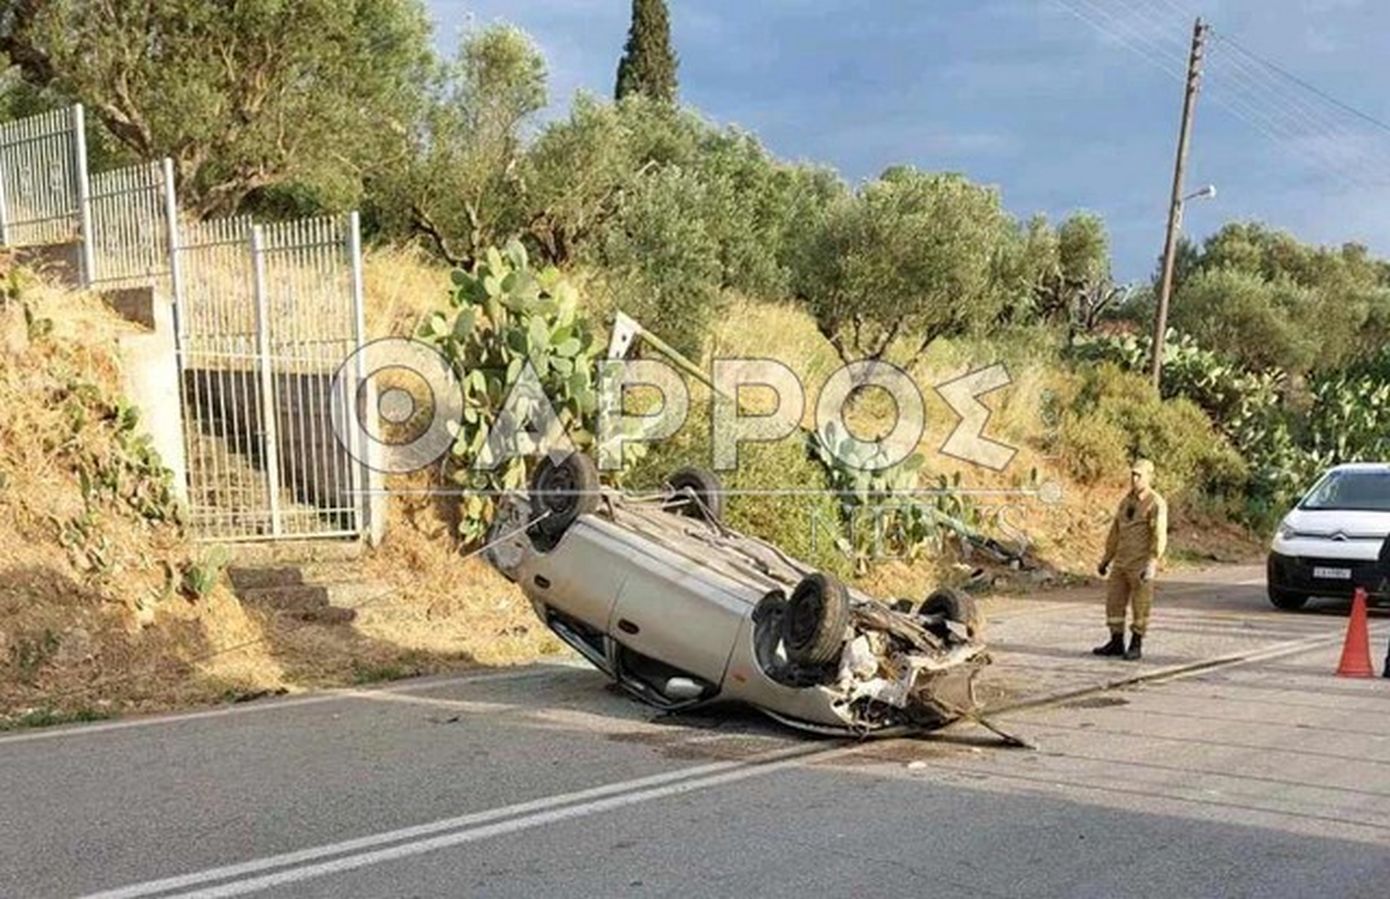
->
[[607, 547, 748, 686]]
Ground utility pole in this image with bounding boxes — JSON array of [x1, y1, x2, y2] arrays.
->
[[1150, 17, 1209, 388]]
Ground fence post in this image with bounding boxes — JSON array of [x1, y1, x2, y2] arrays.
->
[[0, 159, 9, 246], [72, 104, 96, 287], [250, 225, 283, 536], [345, 210, 376, 542], [161, 159, 184, 309], [161, 157, 191, 506]]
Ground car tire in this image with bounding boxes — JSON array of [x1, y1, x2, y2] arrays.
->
[[663, 466, 725, 523], [1267, 586, 1310, 611], [528, 452, 600, 544], [784, 573, 851, 667], [920, 587, 983, 638]]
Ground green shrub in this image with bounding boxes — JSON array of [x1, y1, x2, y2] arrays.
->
[[1054, 411, 1130, 486], [0, 706, 111, 731], [1073, 329, 1390, 516], [1170, 267, 1325, 374], [181, 546, 229, 601], [1050, 363, 1248, 501], [724, 436, 851, 578], [1165, 222, 1390, 375], [8, 630, 60, 685]]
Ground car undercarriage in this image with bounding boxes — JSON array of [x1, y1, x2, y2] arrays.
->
[[485, 453, 990, 736]]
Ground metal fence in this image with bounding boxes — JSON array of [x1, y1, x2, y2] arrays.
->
[[174, 213, 367, 540], [88, 158, 176, 289], [0, 104, 92, 275], [0, 102, 370, 542]]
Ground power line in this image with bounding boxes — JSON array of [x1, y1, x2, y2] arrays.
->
[[1212, 31, 1390, 138], [1050, 1, 1341, 186], [1114, 1, 1376, 165], [1050, 0, 1187, 81], [1052, 0, 1390, 189], [1205, 46, 1390, 186], [1055, 0, 1343, 179], [1126, 0, 1390, 183], [1137, 0, 1388, 148]]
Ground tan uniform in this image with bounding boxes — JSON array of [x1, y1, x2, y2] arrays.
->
[[1101, 489, 1168, 636]]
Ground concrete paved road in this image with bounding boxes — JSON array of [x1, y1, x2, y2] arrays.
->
[[4, 565, 1390, 898]]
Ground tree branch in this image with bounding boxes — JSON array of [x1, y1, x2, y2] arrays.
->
[[872, 317, 904, 361], [411, 203, 473, 269], [916, 323, 948, 357]]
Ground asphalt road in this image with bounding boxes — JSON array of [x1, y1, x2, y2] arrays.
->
[[4, 565, 1390, 898]]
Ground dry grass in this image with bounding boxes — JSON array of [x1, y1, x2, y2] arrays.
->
[[0, 271, 290, 720], [0, 258, 563, 724], [353, 470, 566, 667], [357, 248, 566, 666], [0, 247, 1259, 725], [363, 244, 454, 339]]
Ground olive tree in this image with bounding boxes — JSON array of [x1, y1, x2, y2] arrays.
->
[[0, 0, 434, 216], [1168, 222, 1390, 373], [384, 23, 548, 266], [792, 166, 1014, 362]]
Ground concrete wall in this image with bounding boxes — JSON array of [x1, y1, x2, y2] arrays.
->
[[115, 292, 188, 505]]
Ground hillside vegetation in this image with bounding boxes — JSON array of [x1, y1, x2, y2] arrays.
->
[[1, 2, 1386, 722]]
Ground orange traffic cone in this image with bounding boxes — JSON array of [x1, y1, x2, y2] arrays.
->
[[1337, 588, 1375, 678]]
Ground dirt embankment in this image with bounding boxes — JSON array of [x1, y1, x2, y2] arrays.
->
[[0, 259, 560, 727], [0, 250, 1261, 727]]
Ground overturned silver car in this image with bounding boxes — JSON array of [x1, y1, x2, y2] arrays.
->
[[486, 452, 990, 736]]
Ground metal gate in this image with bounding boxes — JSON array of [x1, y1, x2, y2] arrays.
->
[[174, 212, 367, 540], [0, 104, 93, 278], [88, 158, 176, 289]]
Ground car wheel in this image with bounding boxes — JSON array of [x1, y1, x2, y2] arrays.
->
[[784, 573, 850, 666], [528, 452, 600, 543], [663, 466, 725, 523], [920, 587, 983, 638], [1267, 586, 1310, 611]]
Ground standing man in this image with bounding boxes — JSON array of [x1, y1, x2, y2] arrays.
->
[[1093, 459, 1168, 661]]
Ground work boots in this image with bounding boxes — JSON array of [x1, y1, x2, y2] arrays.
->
[[1092, 633, 1125, 657], [1124, 633, 1143, 661]]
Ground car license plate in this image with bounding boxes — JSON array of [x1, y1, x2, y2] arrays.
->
[[1314, 566, 1353, 580]]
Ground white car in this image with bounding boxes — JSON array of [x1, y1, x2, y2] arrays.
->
[[485, 452, 989, 736], [1267, 463, 1390, 610]]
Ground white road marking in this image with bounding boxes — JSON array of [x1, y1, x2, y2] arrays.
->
[[83, 741, 848, 899], [0, 665, 590, 747]]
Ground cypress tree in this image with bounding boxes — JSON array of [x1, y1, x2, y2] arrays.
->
[[614, 0, 678, 102]]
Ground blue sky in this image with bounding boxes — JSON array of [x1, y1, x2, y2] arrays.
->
[[424, 1, 1390, 281]]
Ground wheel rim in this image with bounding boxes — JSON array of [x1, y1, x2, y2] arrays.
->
[[539, 463, 578, 517]]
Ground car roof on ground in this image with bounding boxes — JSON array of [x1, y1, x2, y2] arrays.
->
[[1328, 463, 1390, 472]]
